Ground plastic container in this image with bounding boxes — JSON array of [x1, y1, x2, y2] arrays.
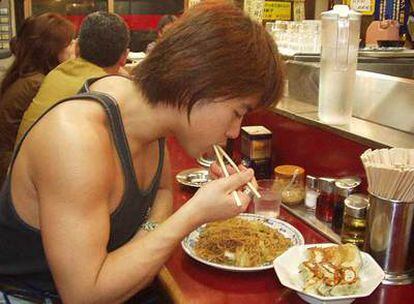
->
[[318, 5, 361, 125], [274, 165, 305, 206]]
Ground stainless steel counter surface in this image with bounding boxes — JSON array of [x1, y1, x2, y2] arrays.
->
[[273, 97, 414, 149]]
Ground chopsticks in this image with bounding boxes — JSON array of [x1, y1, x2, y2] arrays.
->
[[215, 145, 261, 199], [361, 148, 414, 201], [213, 145, 261, 207], [213, 145, 242, 206]]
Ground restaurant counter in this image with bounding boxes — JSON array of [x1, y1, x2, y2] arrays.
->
[[159, 138, 414, 304]]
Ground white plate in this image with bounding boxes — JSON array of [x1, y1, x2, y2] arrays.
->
[[176, 168, 211, 188], [273, 243, 385, 304], [127, 51, 146, 60], [182, 213, 305, 272]]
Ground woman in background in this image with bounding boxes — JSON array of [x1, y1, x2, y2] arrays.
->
[[0, 13, 75, 185]]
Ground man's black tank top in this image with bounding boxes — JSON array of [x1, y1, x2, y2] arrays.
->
[[0, 92, 165, 293]]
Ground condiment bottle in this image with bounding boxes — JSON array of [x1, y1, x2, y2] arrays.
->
[[305, 175, 319, 212], [274, 165, 305, 206], [332, 177, 362, 234], [315, 177, 336, 222], [341, 194, 369, 248]]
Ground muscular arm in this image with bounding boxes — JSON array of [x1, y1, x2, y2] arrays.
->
[[29, 116, 197, 303]]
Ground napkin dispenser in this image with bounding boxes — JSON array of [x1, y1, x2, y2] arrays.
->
[[240, 126, 272, 179]]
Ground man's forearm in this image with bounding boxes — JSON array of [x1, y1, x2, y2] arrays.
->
[[148, 188, 173, 223], [63, 200, 201, 304]]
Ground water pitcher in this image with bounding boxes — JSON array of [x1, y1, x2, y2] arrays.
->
[[318, 5, 361, 125]]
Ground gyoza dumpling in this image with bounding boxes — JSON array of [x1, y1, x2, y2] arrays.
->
[[307, 247, 325, 263], [303, 277, 323, 295], [338, 244, 362, 272], [299, 262, 315, 282], [330, 281, 360, 296]]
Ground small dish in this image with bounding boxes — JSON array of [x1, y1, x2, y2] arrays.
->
[[273, 243, 385, 304], [196, 152, 215, 168], [176, 168, 211, 188]]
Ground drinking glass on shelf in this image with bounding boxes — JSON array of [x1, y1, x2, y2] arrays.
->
[[272, 21, 288, 50], [253, 179, 282, 218], [265, 21, 275, 33], [273, 20, 321, 55]]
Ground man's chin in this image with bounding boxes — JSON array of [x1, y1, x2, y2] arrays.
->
[[182, 145, 203, 159], [190, 148, 209, 159], [178, 139, 210, 159]]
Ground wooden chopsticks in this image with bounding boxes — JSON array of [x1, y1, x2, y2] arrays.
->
[[213, 145, 261, 207]]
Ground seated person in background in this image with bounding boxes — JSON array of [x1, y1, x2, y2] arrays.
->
[[8, 36, 17, 55], [0, 1, 284, 303], [145, 14, 178, 53], [0, 13, 75, 185], [17, 11, 130, 142]]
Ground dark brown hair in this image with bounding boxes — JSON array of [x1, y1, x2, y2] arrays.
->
[[133, 1, 285, 116], [0, 13, 75, 96]]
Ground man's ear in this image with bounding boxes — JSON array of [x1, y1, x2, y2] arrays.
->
[[118, 48, 130, 67], [74, 39, 80, 58]]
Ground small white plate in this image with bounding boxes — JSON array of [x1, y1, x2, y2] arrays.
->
[[273, 243, 385, 304], [176, 168, 211, 188], [182, 213, 304, 272]]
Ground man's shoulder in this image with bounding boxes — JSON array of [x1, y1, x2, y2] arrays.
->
[[35, 60, 74, 91], [43, 57, 106, 82]]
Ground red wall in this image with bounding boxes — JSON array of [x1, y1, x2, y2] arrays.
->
[[66, 14, 163, 31], [241, 110, 370, 191]]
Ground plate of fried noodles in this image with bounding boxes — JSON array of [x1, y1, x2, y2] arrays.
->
[[181, 213, 304, 271]]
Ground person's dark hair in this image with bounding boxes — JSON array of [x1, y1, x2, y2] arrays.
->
[[133, 1, 285, 118], [0, 13, 75, 97], [78, 11, 130, 67], [156, 15, 177, 34]]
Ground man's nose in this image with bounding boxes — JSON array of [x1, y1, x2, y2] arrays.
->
[[225, 119, 242, 139]]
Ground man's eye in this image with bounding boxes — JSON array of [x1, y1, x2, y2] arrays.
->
[[234, 111, 243, 119]]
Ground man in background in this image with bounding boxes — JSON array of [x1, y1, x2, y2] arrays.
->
[[145, 14, 178, 53], [17, 11, 130, 140]]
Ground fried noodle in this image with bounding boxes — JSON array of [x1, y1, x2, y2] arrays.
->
[[194, 217, 293, 267]]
